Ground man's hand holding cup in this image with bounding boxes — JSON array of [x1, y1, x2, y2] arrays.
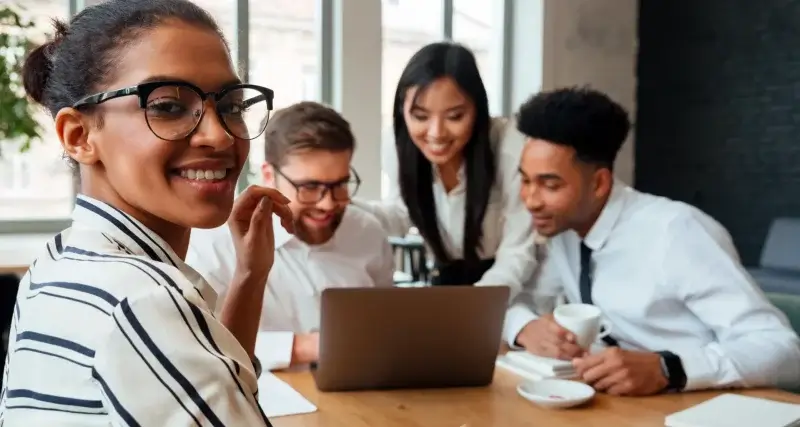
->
[[515, 303, 611, 361], [514, 313, 585, 360]]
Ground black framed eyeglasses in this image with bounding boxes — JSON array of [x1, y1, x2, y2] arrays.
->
[[72, 80, 275, 141], [273, 166, 361, 204]]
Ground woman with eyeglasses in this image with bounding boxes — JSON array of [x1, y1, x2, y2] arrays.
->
[[355, 42, 536, 292], [0, 1, 290, 426]]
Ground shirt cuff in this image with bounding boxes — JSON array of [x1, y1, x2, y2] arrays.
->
[[503, 305, 539, 350], [670, 346, 719, 392], [255, 331, 295, 371]]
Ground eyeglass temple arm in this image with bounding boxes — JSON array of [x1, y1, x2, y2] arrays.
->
[[73, 87, 138, 108], [243, 94, 271, 109]]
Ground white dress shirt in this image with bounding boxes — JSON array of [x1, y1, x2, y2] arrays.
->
[[186, 205, 394, 371], [505, 180, 800, 391], [0, 195, 271, 426], [355, 117, 536, 293]]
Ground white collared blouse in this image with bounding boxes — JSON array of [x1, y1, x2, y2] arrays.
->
[[355, 117, 537, 294]]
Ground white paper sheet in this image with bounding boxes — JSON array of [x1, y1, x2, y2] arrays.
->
[[257, 372, 318, 418], [665, 394, 800, 427]]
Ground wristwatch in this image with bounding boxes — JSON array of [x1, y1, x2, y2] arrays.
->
[[657, 351, 687, 392]]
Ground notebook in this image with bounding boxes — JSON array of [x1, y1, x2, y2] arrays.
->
[[496, 351, 576, 381], [665, 393, 800, 427]]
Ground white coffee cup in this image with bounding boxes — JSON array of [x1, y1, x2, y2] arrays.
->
[[553, 303, 612, 349]]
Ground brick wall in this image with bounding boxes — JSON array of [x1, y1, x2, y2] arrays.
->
[[636, 0, 800, 266]]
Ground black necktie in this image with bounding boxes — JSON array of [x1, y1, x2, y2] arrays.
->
[[579, 243, 594, 305], [578, 242, 618, 347]]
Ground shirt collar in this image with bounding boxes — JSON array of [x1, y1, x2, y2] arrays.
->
[[433, 163, 466, 193], [583, 178, 629, 251], [71, 194, 218, 307]]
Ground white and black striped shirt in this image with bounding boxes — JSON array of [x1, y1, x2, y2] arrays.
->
[[0, 195, 273, 426]]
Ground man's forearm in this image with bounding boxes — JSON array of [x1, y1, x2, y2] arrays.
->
[[219, 270, 267, 358], [673, 335, 800, 391], [504, 304, 538, 348]]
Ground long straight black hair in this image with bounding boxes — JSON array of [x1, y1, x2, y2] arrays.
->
[[393, 42, 495, 265]]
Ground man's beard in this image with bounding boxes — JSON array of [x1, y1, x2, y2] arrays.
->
[[293, 209, 345, 245]]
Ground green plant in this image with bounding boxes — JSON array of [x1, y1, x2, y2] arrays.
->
[[0, 3, 41, 157]]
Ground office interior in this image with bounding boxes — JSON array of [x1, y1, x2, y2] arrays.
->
[[1, 0, 800, 424]]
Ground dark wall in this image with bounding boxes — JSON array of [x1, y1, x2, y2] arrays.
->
[[636, 0, 800, 266]]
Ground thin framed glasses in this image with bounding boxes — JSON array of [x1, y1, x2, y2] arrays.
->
[[72, 80, 275, 141], [274, 167, 361, 204]]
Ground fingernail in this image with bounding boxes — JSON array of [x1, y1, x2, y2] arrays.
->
[[259, 197, 270, 210]]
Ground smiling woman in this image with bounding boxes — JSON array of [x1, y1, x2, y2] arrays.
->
[[0, 1, 291, 426], [354, 42, 536, 293]]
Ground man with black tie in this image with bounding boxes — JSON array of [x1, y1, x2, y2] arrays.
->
[[505, 87, 800, 396]]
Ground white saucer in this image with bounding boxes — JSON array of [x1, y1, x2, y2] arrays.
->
[[517, 379, 595, 409]]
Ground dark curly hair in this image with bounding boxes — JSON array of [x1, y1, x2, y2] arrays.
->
[[516, 86, 630, 170]]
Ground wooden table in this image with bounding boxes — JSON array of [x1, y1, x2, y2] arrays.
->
[[273, 368, 800, 427]]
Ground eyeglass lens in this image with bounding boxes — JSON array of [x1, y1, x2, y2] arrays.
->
[[296, 180, 360, 203], [145, 85, 269, 141]]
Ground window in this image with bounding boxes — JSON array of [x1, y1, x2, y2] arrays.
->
[[381, 0, 444, 198], [453, 0, 496, 115], [381, 0, 444, 133], [246, 0, 319, 178], [0, 0, 73, 221]]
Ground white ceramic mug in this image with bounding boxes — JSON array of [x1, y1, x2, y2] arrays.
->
[[553, 303, 612, 349]]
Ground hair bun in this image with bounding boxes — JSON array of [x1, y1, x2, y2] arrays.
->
[[22, 19, 68, 105]]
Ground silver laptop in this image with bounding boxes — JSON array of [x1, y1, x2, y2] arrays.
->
[[311, 285, 510, 392]]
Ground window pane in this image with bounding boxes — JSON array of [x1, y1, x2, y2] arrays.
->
[[248, 0, 319, 173], [453, 0, 495, 113], [381, 0, 443, 198], [0, 0, 72, 221], [381, 0, 443, 134]]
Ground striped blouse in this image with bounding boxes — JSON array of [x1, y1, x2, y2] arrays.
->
[[0, 195, 273, 426]]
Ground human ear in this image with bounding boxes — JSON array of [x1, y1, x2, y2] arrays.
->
[[55, 108, 101, 166], [260, 162, 276, 187], [593, 167, 614, 199]]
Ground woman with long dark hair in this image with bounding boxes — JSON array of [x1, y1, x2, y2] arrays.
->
[[356, 42, 535, 290]]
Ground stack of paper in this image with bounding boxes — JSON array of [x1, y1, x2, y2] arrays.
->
[[256, 372, 318, 418], [496, 351, 576, 381], [665, 394, 800, 427]]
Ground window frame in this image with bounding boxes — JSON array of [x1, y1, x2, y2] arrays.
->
[[0, 0, 518, 233]]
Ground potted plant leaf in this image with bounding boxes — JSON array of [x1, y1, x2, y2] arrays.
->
[[0, 3, 41, 158]]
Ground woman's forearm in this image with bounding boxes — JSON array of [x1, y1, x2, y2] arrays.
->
[[218, 270, 267, 358]]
